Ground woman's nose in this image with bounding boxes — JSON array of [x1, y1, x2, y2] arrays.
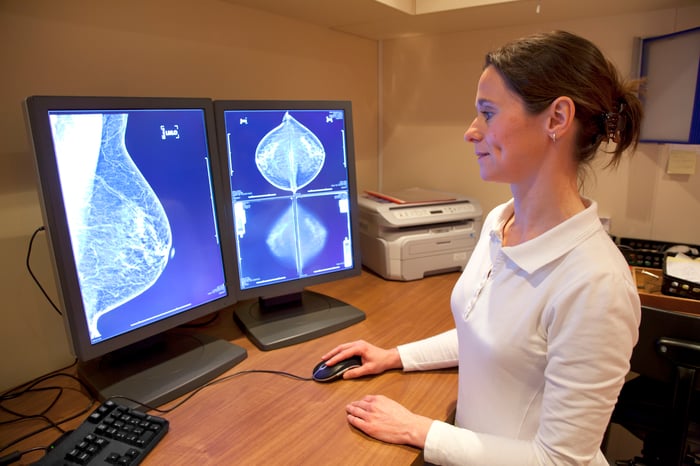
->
[[464, 119, 481, 143]]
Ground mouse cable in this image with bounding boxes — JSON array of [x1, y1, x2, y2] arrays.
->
[[110, 369, 314, 415], [26, 226, 62, 316]]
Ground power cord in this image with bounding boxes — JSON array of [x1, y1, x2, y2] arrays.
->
[[0, 447, 45, 466], [26, 226, 62, 316], [0, 229, 79, 463], [0, 369, 94, 461]]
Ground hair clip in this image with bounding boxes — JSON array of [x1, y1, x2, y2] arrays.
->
[[602, 103, 624, 143]]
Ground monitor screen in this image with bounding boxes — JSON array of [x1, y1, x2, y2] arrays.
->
[[214, 100, 365, 350], [25, 95, 247, 409]]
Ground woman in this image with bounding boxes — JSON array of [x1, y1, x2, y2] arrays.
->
[[321, 30, 643, 464]]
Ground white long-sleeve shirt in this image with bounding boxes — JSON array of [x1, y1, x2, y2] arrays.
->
[[397, 199, 640, 465]]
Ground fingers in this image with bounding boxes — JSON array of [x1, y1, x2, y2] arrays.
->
[[346, 395, 376, 418], [322, 341, 367, 366], [346, 407, 370, 431], [320, 342, 351, 360], [341, 366, 363, 379]]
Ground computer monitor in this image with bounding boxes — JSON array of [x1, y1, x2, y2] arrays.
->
[[24, 95, 247, 409], [214, 100, 365, 350]]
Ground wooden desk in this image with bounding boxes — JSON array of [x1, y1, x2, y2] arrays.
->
[[0, 271, 459, 465], [632, 267, 700, 316]]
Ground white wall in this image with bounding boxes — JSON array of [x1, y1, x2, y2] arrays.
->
[[379, 5, 700, 245]]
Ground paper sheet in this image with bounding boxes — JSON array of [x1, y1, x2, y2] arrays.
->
[[666, 145, 698, 175], [666, 253, 700, 285]]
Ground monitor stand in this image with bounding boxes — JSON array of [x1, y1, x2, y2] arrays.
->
[[233, 290, 365, 351], [78, 332, 247, 410]]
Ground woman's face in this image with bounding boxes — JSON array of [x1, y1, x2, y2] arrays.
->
[[464, 66, 549, 184]]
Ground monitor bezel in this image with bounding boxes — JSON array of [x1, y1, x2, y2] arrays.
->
[[25, 95, 240, 362]]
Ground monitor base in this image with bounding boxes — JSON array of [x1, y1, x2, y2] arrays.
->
[[78, 332, 247, 410], [233, 290, 365, 350]]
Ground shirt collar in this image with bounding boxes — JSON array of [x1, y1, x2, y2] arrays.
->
[[491, 198, 604, 274]]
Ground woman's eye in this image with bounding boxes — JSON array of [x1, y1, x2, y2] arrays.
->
[[482, 111, 494, 121]]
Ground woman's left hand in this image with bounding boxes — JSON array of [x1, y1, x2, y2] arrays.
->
[[345, 394, 433, 448]]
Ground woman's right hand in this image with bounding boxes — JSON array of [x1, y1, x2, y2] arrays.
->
[[321, 340, 403, 379]]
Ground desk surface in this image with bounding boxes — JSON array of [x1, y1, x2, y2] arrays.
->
[[1, 271, 460, 465], [633, 267, 700, 316]]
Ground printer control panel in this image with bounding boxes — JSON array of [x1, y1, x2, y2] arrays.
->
[[392, 203, 475, 219], [385, 202, 477, 227], [358, 193, 482, 229]]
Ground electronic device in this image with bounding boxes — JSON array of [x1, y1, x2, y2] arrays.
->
[[34, 399, 168, 465], [311, 355, 363, 382], [214, 100, 365, 351], [24, 95, 247, 409], [358, 191, 482, 281], [616, 236, 700, 269]]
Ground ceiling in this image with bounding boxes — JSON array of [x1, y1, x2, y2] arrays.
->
[[222, 0, 697, 40]]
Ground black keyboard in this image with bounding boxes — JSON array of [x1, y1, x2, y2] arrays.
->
[[34, 400, 169, 465]]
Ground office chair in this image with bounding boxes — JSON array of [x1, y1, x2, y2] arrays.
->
[[606, 305, 700, 466]]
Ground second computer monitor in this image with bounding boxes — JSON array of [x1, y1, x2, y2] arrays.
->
[[214, 100, 364, 350]]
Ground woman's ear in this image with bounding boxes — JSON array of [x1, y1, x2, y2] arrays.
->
[[547, 96, 575, 138]]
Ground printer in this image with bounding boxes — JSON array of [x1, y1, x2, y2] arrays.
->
[[358, 190, 482, 281]]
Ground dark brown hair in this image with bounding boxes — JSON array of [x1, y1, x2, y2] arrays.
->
[[485, 30, 643, 171]]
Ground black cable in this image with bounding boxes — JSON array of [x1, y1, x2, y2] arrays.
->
[[0, 386, 63, 419], [0, 446, 48, 465], [112, 369, 313, 414], [0, 450, 24, 466], [25, 226, 62, 316], [1, 366, 81, 402], [0, 413, 66, 431], [0, 379, 90, 421], [0, 393, 93, 454], [0, 371, 95, 454]]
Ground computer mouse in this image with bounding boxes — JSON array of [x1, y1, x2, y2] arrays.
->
[[312, 355, 362, 382]]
